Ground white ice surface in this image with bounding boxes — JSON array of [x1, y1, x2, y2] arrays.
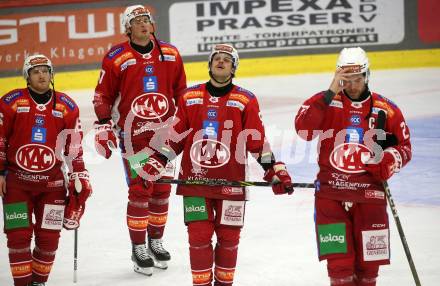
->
[[1, 68, 440, 285]]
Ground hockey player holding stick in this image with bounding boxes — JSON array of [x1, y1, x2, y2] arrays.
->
[[93, 4, 187, 275], [141, 43, 294, 286], [0, 55, 92, 286], [295, 47, 412, 286]]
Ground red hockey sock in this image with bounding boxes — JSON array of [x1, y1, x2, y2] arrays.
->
[[147, 186, 170, 239], [328, 257, 356, 286], [355, 277, 377, 286], [188, 221, 215, 286], [9, 249, 32, 286], [127, 202, 149, 244], [32, 231, 60, 283], [213, 226, 240, 286], [354, 265, 378, 286], [190, 244, 213, 286], [7, 230, 33, 286], [32, 247, 55, 283], [330, 276, 356, 286]]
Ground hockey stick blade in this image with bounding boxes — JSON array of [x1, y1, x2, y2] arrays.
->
[[156, 178, 315, 189]]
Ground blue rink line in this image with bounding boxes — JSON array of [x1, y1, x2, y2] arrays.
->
[[393, 116, 440, 206], [281, 116, 440, 206]]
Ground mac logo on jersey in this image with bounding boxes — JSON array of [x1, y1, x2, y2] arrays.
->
[[131, 93, 169, 119], [16, 144, 56, 173], [329, 143, 372, 174], [190, 139, 230, 168]]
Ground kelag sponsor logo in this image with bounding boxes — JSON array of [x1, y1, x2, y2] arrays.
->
[[317, 223, 347, 256], [184, 197, 208, 222], [185, 205, 206, 213], [4, 202, 29, 230]]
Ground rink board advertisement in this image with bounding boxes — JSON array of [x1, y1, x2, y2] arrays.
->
[[418, 0, 440, 43], [169, 0, 405, 56], [0, 4, 155, 73]]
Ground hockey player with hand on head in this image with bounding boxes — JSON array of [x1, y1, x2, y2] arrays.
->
[[93, 4, 187, 276], [0, 55, 92, 286], [142, 44, 294, 286], [295, 47, 412, 286]]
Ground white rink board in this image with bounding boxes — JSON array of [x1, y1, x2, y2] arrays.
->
[[1, 68, 439, 286]]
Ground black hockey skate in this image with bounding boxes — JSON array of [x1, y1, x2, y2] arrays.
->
[[131, 243, 154, 276], [31, 283, 46, 286], [148, 237, 171, 269]]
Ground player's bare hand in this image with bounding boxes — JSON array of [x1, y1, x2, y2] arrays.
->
[[0, 176, 6, 197], [329, 68, 350, 94]]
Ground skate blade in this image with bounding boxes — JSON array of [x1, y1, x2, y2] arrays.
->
[[147, 249, 169, 269], [153, 259, 168, 270], [133, 264, 153, 276]]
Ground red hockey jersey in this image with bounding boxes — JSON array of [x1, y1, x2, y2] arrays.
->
[[0, 88, 85, 192], [295, 91, 412, 203], [158, 83, 271, 200], [93, 40, 187, 144]]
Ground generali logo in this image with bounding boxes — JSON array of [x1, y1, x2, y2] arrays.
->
[[0, 5, 155, 71]]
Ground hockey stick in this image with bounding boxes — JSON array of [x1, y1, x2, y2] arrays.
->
[[73, 228, 78, 283], [376, 110, 421, 286], [157, 178, 315, 188]]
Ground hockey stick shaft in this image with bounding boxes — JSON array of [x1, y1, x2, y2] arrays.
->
[[157, 178, 315, 188], [73, 228, 78, 283], [383, 181, 421, 286], [377, 110, 421, 286]]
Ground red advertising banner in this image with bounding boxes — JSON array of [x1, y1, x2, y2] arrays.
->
[[418, 0, 440, 43], [0, 0, 103, 9], [0, 4, 155, 73]]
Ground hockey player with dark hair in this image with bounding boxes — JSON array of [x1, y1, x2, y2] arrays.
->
[[93, 4, 187, 276], [141, 43, 294, 286], [295, 47, 412, 286], [0, 55, 92, 286]]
